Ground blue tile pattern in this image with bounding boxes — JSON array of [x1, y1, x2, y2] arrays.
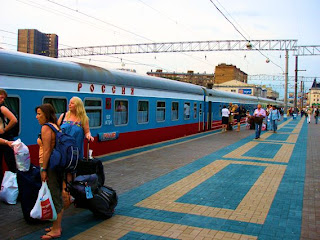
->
[[266, 133, 290, 141], [120, 231, 178, 240], [243, 143, 282, 158], [176, 164, 266, 209]]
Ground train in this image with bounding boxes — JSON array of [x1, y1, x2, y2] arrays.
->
[[0, 50, 282, 165]]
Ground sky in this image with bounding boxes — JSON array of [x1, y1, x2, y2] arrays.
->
[[1, 0, 320, 99]]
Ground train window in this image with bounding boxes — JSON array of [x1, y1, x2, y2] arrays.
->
[[184, 102, 190, 120], [114, 100, 128, 125], [193, 103, 197, 119], [156, 101, 165, 122], [4, 96, 20, 135], [171, 102, 179, 121], [138, 101, 149, 124], [84, 98, 102, 128], [43, 98, 67, 116], [199, 103, 202, 116]]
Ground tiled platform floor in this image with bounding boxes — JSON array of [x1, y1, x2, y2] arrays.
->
[[0, 116, 318, 240]]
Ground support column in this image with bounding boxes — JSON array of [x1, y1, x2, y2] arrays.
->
[[294, 56, 298, 113], [284, 50, 289, 120]]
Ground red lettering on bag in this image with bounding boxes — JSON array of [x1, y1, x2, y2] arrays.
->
[[41, 198, 53, 220]]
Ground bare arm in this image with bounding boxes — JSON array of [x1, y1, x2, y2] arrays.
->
[[83, 120, 94, 142], [41, 125, 54, 181], [0, 106, 18, 135], [57, 113, 65, 127]]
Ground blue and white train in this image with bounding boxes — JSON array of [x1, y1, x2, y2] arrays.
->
[[0, 50, 281, 165]]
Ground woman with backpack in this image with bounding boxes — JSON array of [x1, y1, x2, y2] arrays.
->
[[57, 96, 94, 160], [36, 103, 64, 239]]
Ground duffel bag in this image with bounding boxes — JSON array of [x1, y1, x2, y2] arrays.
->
[[88, 185, 118, 219], [67, 174, 99, 208]]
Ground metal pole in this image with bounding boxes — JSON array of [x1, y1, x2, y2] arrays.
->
[[300, 80, 303, 110], [284, 50, 289, 120], [294, 56, 298, 113]]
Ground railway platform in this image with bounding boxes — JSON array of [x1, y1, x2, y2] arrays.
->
[[0, 116, 319, 240]]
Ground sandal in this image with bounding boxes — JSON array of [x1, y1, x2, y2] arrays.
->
[[41, 232, 61, 239], [45, 227, 62, 233]]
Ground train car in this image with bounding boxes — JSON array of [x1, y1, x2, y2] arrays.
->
[[0, 50, 282, 167], [0, 50, 205, 165]]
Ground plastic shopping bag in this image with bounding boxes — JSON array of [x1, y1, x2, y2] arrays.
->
[[30, 181, 57, 221], [0, 171, 19, 204], [12, 138, 30, 172]]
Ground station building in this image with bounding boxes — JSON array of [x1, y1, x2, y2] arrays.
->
[[147, 69, 215, 88], [18, 29, 58, 58], [308, 79, 320, 107]]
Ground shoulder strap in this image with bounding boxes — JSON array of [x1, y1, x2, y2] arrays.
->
[[44, 123, 59, 134], [59, 112, 66, 126]]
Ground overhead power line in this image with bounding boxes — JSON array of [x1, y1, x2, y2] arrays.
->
[[46, 0, 154, 42]]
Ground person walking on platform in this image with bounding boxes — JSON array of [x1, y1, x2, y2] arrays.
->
[[228, 102, 234, 130], [270, 106, 281, 133], [314, 108, 319, 124], [0, 89, 18, 183], [221, 105, 230, 132], [233, 104, 241, 132], [253, 104, 266, 139], [266, 105, 273, 131], [36, 104, 64, 239], [307, 108, 311, 123]]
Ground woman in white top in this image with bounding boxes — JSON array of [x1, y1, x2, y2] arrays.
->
[[221, 105, 230, 132]]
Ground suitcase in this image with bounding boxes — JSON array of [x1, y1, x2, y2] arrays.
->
[[76, 141, 105, 186], [67, 174, 99, 209], [16, 165, 42, 223], [87, 185, 118, 219]]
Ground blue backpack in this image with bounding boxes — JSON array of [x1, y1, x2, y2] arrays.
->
[[44, 123, 79, 172]]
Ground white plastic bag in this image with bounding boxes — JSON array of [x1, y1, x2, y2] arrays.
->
[[30, 181, 57, 221], [12, 138, 30, 172], [0, 171, 19, 204]]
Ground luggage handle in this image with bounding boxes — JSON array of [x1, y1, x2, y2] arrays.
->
[[86, 139, 90, 161]]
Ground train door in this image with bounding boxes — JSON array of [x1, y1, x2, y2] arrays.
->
[[207, 101, 212, 130]]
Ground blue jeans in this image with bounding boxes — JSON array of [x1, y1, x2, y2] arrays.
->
[[255, 123, 262, 138], [272, 120, 278, 132], [315, 116, 318, 124]]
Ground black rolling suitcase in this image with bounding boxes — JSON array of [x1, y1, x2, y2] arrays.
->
[[16, 165, 42, 223], [76, 141, 105, 186], [67, 174, 118, 219], [88, 185, 118, 219]]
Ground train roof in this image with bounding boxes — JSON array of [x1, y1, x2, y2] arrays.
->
[[0, 50, 203, 95], [204, 88, 259, 103]]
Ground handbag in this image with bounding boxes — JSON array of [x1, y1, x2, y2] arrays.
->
[[253, 116, 263, 124], [30, 181, 57, 221], [12, 138, 30, 172], [0, 171, 19, 204]]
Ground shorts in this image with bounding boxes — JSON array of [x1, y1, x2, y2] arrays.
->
[[47, 169, 63, 214], [222, 116, 229, 125]]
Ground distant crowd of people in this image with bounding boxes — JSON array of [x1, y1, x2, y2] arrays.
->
[[221, 103, 319, 139], [221, 103, 282, 139]]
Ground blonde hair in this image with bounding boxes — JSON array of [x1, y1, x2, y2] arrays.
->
[[67, 96, 89, 127]]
